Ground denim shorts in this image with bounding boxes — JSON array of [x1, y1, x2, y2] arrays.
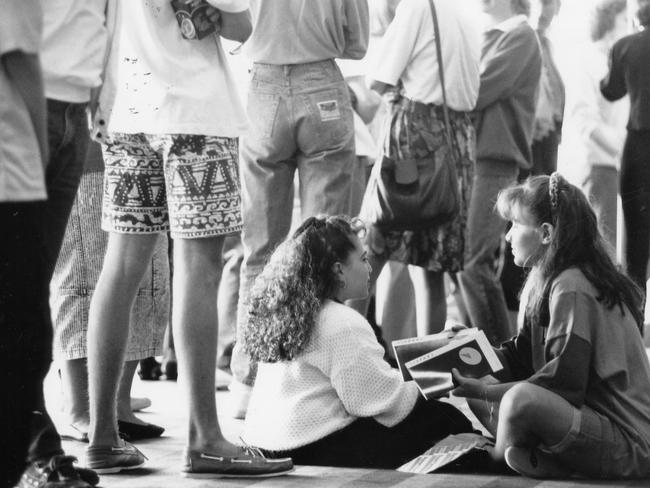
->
[[102, 133, 242, 239], [546, 404, 650, 478]]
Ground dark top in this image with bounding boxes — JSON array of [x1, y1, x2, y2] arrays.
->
[[475, 21, 542, 169], [600, 29, 650, 131]]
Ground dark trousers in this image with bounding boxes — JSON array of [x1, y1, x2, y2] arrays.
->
[[5, 100, 90, 487], [270, 398, 472, 469], [620, 129, 650, 290], [1, 203, 51, 487]]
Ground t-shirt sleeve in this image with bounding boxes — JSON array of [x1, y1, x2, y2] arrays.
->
[[496, 320, 535, 382], [368, 0, 422, 87], [324, 315, 419, 427], [526, 290, 592, 407], [600, 40, 627, 101], [342, 0, 369, 60], [476, 26, 540, 110], [0, 0, 42, 57]]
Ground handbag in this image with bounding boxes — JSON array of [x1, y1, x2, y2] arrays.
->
[[360, 0, 461, 231]]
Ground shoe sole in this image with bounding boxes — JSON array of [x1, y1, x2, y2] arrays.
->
[[92, 461, 146, 474], [181, 467, 295, 479]]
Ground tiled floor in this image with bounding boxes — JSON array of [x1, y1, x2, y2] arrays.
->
[[44, 365, 650, 488]]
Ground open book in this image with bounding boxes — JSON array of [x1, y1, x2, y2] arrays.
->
[[394, 329, 503, 399]]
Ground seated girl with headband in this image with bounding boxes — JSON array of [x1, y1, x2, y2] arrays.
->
[[452, 173, 650, 479]]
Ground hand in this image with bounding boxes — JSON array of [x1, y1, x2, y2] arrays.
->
[[205, 6, 221, 27], [450, 368, 489, 399], [445, 322, 469, 339]]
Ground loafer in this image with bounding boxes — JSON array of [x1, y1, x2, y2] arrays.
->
[[15, 454, 99, 487], [117, 420, 165, 440], [85, 441, 147, 474], [505, 446, 574, 479], [181, 447, 293, 478]]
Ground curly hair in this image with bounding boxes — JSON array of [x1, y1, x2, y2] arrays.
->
[[242, 215, 364, 362], [497, 174, 644, 332], [589, 0, 626, 42]]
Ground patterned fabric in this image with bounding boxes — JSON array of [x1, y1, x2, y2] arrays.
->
[[101, 133, 242, 238], [365, 97, 475, 272]]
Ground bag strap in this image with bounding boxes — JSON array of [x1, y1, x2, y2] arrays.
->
[[427, 0, 455, 149]]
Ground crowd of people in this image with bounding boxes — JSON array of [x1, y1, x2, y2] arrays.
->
[[3, 0, 650, 486]]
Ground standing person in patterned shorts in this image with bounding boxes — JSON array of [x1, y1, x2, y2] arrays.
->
[[84, 0, 293, 478]]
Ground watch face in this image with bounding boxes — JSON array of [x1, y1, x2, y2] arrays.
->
[[179, 15, 198, 39]]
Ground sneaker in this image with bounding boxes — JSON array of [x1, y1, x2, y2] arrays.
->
[[504, 446, 574, 479], [226, 380, 252, 419], [181, 447, 293, 478], [85, 441, 147, 474], [15, 455, 99, 487]]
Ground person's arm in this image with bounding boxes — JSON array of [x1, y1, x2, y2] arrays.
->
[[600, 41, 627, 102], [367, 0, 420, 96], [323, 318, 418, 425], [342, 0, 370, 60], [475, 26, 541, 111], [2, 51, 48, 167], [567, 62, 621, 158], [202, 0, 252, 42], [451, 371, 521, 402]]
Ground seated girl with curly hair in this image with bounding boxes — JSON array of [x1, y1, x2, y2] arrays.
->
[[240, 215, 472, 468]]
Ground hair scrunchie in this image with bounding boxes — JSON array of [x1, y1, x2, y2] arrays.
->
[[549, 172, 561, 209]]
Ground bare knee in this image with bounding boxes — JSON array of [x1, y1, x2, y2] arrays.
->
[[499, 382, 539, 428], [174, 237, 225, 287]]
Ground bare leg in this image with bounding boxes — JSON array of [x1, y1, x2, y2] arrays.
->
[[60, 358, 89, 430], [407, 267, 446, 335], [494, 383, 575, 461], [465, 397, 500, 437], [87, 233, 159, 447], [172, 236, 240, 455], [116, 360, 146, 424]]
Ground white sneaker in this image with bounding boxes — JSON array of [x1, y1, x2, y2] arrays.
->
[[225, 380, 252, 419]]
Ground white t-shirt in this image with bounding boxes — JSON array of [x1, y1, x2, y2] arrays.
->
[[242, 300, 419, 451], [559, 42, 628, 182], [100, 0, 248, 137], [369, 0, 480, 111], [40, 0, 107, 103], [0, 0, 46, 202]]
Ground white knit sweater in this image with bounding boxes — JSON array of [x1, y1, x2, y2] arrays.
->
[[242, 300, 419, 451]]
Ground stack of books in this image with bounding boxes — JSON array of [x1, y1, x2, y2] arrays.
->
[[392, 328, 503, 399]]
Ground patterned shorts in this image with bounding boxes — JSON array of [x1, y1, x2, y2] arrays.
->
[[101, 133, 242, 238]]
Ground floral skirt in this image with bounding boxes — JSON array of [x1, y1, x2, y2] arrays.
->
[[365, 97, 475, 272]]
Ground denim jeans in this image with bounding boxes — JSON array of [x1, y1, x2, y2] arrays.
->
[[458, 159, 518, 345], [233, 60, 355, 384], [28, 99, 89, 465]]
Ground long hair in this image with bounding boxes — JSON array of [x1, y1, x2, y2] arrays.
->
[[496, 174, 644, 331], [242, 215, 364, 362]]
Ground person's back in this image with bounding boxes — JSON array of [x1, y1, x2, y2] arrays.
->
[[602, 28, 650, 131], [230, 0, 370, 417], [245, 0, 368, 64]]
